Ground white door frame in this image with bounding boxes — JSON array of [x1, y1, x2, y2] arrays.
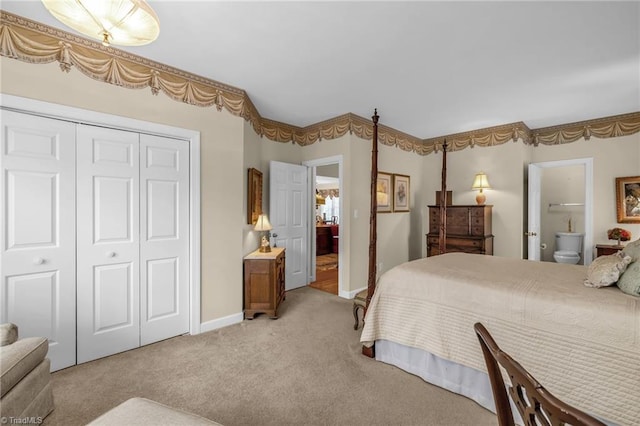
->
[[0, 94, 202, 334], [302, 155, 343, 297], [527, 157, 593, 265]]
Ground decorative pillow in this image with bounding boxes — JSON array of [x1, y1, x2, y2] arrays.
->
[[583, 252, 632, 288], [617, 261, 640, 296], [622, 238, 640, 262]]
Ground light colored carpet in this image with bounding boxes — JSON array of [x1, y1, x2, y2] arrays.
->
[[44, 287, 496, 426]]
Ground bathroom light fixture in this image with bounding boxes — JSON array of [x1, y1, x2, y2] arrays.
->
[[41, 0, 160, 47], [254, 214, 273, 253], [471, 172, 491, 205]]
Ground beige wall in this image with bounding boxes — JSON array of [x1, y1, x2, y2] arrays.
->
[[418, 134, 640, 260], [421, 142, 528, 258], [377, 143, 427, 270], [532, 134, 640, 249], [297, 135, 427, 292], [1, 57, 246, 322], [3, 55, 639, 324]]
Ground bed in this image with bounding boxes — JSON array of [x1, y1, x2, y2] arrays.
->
[[360, 113, 640, 426], [360, 252, 640, 425]]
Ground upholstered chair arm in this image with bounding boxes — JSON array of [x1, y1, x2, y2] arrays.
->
[[0, 323, 19, 347]]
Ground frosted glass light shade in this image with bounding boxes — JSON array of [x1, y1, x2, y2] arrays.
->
[[254, 214, 272, 231], [41, 0, 160, 46]]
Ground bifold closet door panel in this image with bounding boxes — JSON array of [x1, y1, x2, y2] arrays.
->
[[0, 110, 77, 371], [139, 134, 190, 345], [76, 124, 140, 364]]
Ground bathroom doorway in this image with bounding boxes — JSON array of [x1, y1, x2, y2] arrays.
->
[[303, 156, 343, 296], [526, 158, 594, 265]]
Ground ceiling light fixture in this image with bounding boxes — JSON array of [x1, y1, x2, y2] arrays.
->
[[41, 0, 160, 47]]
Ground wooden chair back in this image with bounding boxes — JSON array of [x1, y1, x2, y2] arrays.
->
[[473, 323, 605, 426]]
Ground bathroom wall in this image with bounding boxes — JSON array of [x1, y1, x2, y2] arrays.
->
[[540, 165, 585, 263]]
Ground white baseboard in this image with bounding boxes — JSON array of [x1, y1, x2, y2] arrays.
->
[[198, 312, 244, 334], [340, 286, 367, 299]]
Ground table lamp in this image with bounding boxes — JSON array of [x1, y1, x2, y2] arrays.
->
[[254, 214, 272, 252], [471, 172, 491, 205]]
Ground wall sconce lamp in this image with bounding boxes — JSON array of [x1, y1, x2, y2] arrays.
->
[[315, 189, 325, 205], [471, 172, 491, 205], [41, 0, 160, 47], [254, 214, 272, 253]]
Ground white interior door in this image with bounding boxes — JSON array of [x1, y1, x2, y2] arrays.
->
[[76, 125, 140, 364], [0, 110, 77, 371], [527, 163, 542, 260], [139, 134, 189, 345], [270, 161, 308, 290]]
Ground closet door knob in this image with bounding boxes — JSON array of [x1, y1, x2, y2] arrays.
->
[[106, 251, 117, 258], [33, 257, 45, 265]]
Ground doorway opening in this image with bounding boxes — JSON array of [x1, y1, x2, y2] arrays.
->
[[303, 156, 343, 296], [527, 158, 593, 265]]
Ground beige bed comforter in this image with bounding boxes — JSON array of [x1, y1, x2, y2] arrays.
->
[[360, 253, 640, 426]]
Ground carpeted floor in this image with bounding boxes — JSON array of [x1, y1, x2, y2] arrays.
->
[[44, 287, 496, 426]]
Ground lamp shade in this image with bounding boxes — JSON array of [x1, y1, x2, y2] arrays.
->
[[254, 214, 272, 231], [471, 172, 491, 190], [41, 0, 160, 46]]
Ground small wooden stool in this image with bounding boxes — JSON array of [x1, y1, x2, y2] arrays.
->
[[353, 289, 367, 330]]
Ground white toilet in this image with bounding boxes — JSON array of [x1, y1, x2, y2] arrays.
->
[[553, 232, 584, 264]]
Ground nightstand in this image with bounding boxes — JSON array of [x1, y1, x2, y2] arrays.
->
[[243, 247, 286, 319], [595, 244, 624, 258]]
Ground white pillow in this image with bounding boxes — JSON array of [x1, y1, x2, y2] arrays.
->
[[583, 252, 632, 288]]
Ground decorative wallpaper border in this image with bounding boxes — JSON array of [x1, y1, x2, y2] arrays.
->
[[1, 11, 639, 156]]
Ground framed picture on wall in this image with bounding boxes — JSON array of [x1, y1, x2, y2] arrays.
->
[[377, 171, 393, 213], [247, 168, 263, 224], [616, 176, 640, 223], [393, 174, 410, 212]]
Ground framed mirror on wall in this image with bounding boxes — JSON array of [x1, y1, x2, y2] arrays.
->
[[248, 168, 263, 225]]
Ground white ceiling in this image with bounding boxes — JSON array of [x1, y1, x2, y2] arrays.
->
[[2, 1, 639, 139]]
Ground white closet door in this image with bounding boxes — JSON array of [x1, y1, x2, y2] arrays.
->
[[139, 134, 189, 345], [0, 110, 76, 371], [76, 125, 140, 364]]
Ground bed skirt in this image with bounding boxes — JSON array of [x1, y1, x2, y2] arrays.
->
[[375, 339, 494, 411], [375, 339, 616, 426]]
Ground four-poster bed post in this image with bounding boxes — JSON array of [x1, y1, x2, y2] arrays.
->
[[362, 121, 450, 359], [438, 140, 448, 254], [362, 109, 379, 358]]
